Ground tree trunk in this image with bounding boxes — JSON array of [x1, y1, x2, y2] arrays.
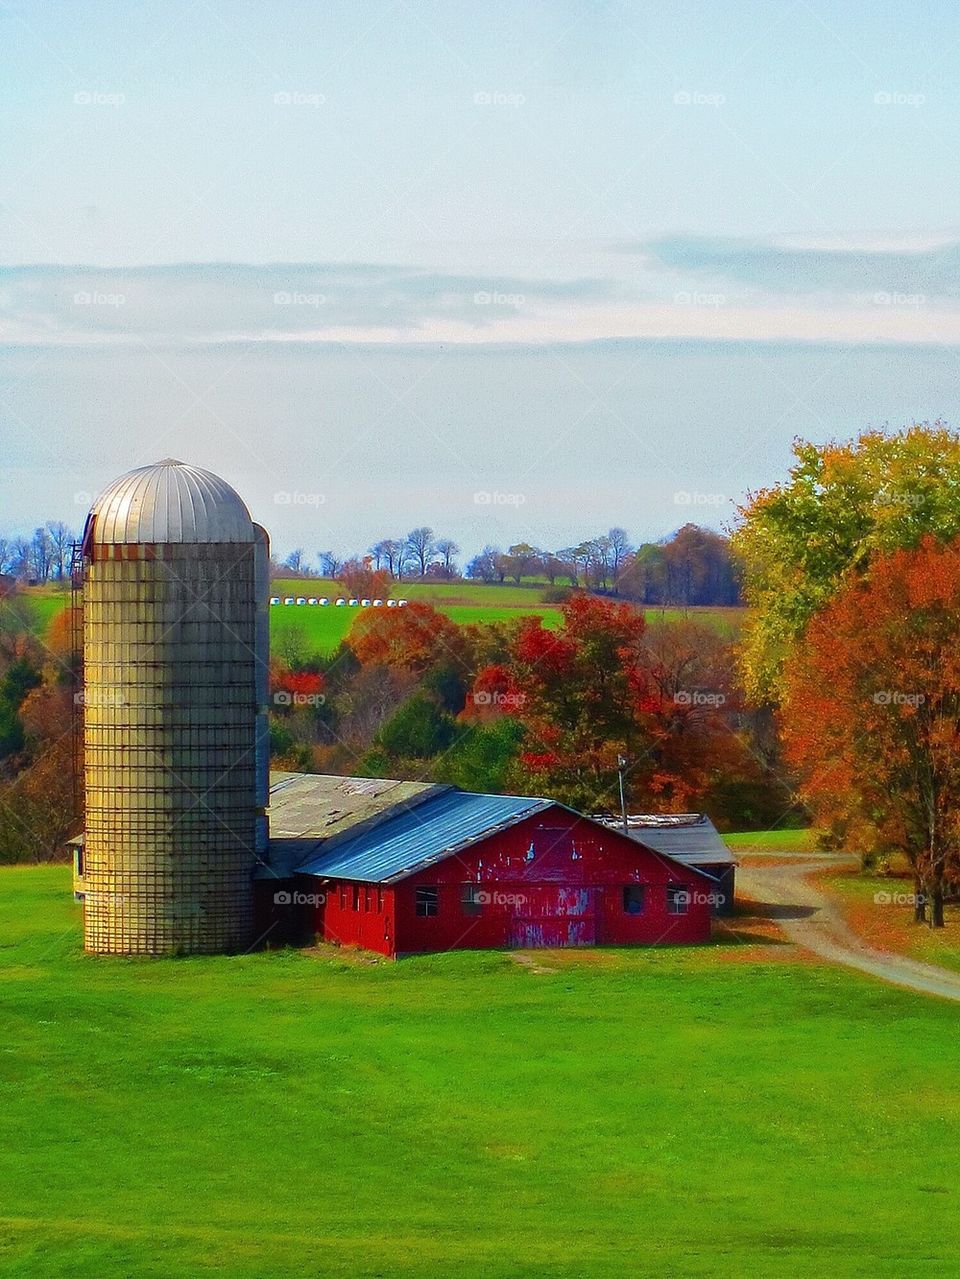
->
[[930, 885, 945, 929], [914, 874, 927, 923]]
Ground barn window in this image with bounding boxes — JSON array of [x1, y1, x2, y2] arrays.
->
[[622, 885, 645, 915], [667, 884, 691, 915], [352, 885, 361, 911], [461, 884, 483, 916], [376, 887, 384, 914], [415, 887, 439, 917], [339, 885, 348, 910]]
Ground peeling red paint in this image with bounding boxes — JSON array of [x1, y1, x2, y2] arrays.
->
[[294, 805, 712, 956]]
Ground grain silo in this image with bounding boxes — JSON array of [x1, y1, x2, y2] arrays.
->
[[78, 459, 269, 955]]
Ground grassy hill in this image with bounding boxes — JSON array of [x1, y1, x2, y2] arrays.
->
[[270, 578, 743, 658], [2, 864, 959, 1278], [9, 581, 744, 661], [0, 584, 71, 637]]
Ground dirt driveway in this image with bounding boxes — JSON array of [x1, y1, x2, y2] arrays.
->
[[736, 852, 960, 1002]]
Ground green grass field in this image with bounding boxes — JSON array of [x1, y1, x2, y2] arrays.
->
[[0, 586, 70, 638], [269, 579, 741, 657], [2, 865, 959, 1278], [818, 866, 960, 976], [7, 582, 742, 661], [723, 829, 821, 854]]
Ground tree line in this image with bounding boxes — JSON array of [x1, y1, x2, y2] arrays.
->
[[0, 523, 76, 585], [280, 523, 742, 607]]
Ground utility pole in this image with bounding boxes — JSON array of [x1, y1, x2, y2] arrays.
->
[[617, 754, 629, 835]]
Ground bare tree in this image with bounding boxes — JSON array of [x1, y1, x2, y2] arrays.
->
[[607, 527, 633, 590], [45, 521, 74, 582], [466, 546, 500, 583], [30, 528, 52, 583], [318, 550, 344, 578], [9, 538, 31, 581], [405, 527, 436, 577], [381, 539, 403, 578], [435, 537, 460, 576], [369, 540, 391, 571], [284, 548, 306, 575]]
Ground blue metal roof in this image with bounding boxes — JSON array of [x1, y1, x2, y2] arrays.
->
[[295, 789, 551, 883]]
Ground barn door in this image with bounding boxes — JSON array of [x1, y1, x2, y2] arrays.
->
[[509, 886, 597, 948]]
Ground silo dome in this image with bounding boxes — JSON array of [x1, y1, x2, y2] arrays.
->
[[88, 459, 255, 545]]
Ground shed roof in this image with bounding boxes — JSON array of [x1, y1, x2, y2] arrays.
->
[[295, 788, 551, 883], [594, 812, 734, 867]]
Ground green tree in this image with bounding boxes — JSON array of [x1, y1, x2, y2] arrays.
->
[[377, 693, 456, 759], [733, 424, 960, 702]]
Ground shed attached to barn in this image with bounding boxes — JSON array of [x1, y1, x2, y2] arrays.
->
[[593, 813, 736, 915]]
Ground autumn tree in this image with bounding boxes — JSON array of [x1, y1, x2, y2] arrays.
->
[[338, 558, 392, 601], [782, 536, 960, 926], [733, 424, 960, 702], [348, 601, 465, 674], [489, 594, 651, 810]]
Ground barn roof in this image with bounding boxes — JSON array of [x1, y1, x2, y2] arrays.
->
[[295, 788, 552, 884], [260, 771, 449, 879]]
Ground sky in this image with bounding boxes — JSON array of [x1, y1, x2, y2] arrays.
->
[[3, 0, 960, 560]]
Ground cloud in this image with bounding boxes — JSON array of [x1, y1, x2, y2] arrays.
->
[[4, 250, 960, 347], [634, 234, 960, 299], [0, 262, 619, 345]]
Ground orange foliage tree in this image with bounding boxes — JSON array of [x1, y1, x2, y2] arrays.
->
[[348, 601, 465, 674], [782, 536, 960, 926], [338, 559, 392, 602]]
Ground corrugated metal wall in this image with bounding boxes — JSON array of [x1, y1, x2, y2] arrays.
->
[[82, 542, 258, 954]]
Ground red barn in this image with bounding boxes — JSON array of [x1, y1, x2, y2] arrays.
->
[[262, 781, 714, 956]]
